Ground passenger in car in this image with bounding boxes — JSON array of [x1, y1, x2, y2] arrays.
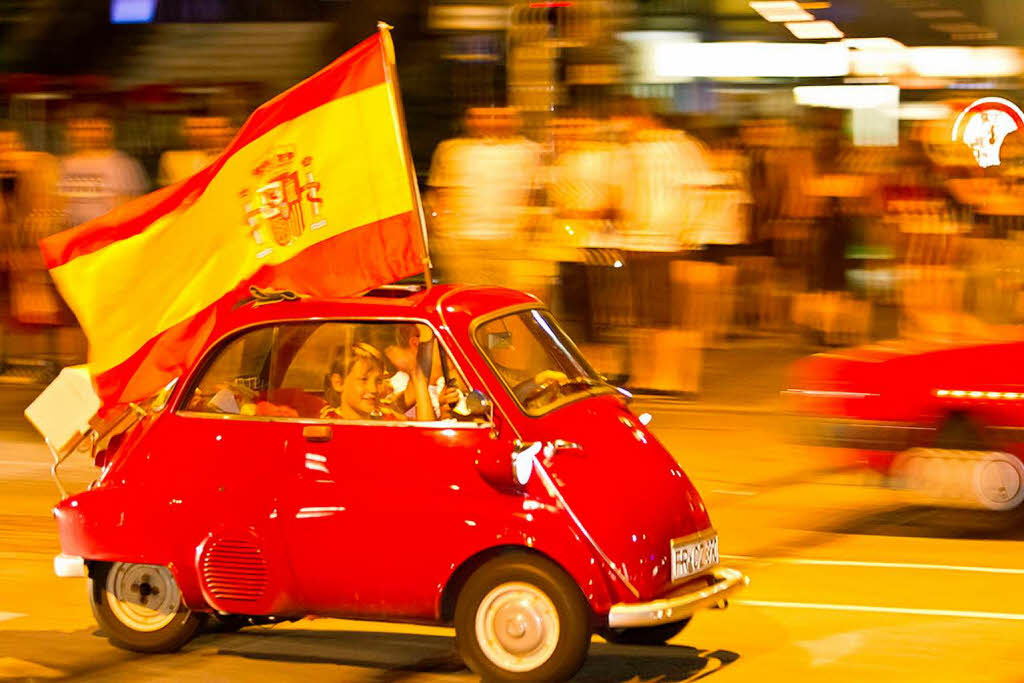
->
[[320, 342, 434, 421], [383, 325, 465, 420]]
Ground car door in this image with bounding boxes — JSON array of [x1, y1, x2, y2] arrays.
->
[[276, 320, 520, 620], [172, 324, 297, 615]]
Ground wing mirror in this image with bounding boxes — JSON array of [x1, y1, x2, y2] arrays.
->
[[465, 389, 494, 421], [474, 439, 539, 492]]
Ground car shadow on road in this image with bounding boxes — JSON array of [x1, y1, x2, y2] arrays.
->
[[208, 629, 740, 682], [823, 504, 1024, 541]]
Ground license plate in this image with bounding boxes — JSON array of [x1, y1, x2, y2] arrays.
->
[[671, 533, 719, 582]]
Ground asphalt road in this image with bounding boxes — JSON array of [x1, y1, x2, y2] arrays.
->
[[1, 390, 1022, 682]]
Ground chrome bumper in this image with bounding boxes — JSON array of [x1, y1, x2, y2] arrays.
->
[[54, 553, 85, 578], [606, 567, 748, 628]]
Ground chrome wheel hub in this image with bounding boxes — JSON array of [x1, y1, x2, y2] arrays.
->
[[105, 563, 181, 632], [475, 582, 559, 673]]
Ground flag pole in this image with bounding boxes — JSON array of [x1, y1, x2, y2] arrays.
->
[[378, 21, 433, 290]]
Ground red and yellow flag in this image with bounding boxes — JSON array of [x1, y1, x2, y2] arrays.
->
[[41, 30, 427, 408]]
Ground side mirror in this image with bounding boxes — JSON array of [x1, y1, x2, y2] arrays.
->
[[473, 440, 539, 492], [465, 389, 494, 421]]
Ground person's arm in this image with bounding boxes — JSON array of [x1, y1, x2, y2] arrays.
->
[[411, 333, 437, 422]]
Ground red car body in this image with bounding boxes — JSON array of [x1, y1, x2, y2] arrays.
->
[[52, 284, 744, 630], [787, 339, 1024, 509]]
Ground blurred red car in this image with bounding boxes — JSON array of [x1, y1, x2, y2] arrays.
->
[[49, 284, 745, 682], [787, 339, 1024, 512]]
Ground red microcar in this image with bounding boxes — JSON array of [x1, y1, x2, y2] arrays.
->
[[787, 339, 1024, 512], [46, 284, 746, 681]]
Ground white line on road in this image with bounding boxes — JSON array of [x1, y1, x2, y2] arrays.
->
[[0, 612, 25, 623], [734, 600, 1024, 622], [722, 554, 1024, 575]]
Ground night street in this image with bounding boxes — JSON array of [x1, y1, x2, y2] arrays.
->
[[2, 389, 1021, 682]]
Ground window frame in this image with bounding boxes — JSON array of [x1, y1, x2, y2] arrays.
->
[[176, 316, 490, 430], [470, 304, 614, 418]]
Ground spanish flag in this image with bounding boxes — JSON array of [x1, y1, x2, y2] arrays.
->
[[40, 28, 428, 408]]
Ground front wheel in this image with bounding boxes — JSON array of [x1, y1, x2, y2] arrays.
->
[[599, 618, 691, 646], [89, 561, 203, 653], [454, 553, 591, 682]]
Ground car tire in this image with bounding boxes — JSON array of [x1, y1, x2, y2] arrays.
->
[[454, 553, 591, 682], [89, 561, 204, 653], [598, 618, 691, 646]]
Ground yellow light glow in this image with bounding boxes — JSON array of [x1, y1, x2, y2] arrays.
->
[[842, 37, 906, 50], [936, 389, 950, 396], [952, 390, 966, 397], [1007, 392, 1020, 400], [969, 391, 984, 398], [786, 20, 844, 40], [652, 41, 850, 79], [750, 1, 814, 22], [911, 47, 1023, 78], [794, 85, 898, 110]]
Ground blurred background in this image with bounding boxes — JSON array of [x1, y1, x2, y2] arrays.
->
[[1, 0, 1023, 394]]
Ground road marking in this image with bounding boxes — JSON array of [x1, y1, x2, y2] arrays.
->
[[0, 612, 26, 623], [722, 554, 1024, 575], [734, 600, 1024, 621]]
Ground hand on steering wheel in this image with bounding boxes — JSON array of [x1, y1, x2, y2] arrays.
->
[[513, 370, 568, 404]]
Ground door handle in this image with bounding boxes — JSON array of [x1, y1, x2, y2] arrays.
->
[[302, 424, 332, 443]]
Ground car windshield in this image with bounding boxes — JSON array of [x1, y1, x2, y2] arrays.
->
[[476, 309, 611, 415]]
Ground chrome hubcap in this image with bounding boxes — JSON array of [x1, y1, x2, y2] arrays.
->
[[475, 582, 559, 673], [105, 563, 181, 632]]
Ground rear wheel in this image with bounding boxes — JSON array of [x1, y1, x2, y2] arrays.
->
[[454, 553, 591, 682], [599, 619, 691, 646], [89, 562, 203, 653]]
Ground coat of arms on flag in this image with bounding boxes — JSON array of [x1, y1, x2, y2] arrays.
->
[[243, 147, 326, 256]]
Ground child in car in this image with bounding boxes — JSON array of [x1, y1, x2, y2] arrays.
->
[[321, 342, 434, 421]]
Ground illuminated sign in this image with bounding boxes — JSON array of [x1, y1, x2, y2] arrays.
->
[[952, 97, 1024, 168]]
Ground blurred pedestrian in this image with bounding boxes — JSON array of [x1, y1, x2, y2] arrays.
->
[[426, 107, 542, 291], [0, 126, 67, 367], [58, 115, 148, 229], [615, 112, 715, 328], [157, 115, 233, 186], [546, 116, 624, 337]]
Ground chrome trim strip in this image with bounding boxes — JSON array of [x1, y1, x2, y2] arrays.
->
[[606, 567, 748, 628], [176, 411, 491, 429], [54, 553, 85, 578], [530, 455, 641, 599], [782, 389, 879, 399]]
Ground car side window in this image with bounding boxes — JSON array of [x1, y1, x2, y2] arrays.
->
[[184, 321, 473, 424], [283, 321, 472, 423], [185, 326, 275, 415]]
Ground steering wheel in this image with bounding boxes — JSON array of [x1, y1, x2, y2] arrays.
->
[[512, 371, 569, 405]]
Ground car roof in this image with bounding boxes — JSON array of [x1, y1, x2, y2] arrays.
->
[[210, 283, 539, 338]]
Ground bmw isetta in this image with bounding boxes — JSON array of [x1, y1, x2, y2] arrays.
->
[[40, 283, 746, 681]]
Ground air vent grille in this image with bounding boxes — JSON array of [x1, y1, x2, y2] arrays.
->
[[201, 538, 269, 603]]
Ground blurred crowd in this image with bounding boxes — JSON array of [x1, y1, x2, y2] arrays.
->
[[422, 100, 1024, 392], [5, 94, 1024, 394], [0, 109, 235, 378]]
